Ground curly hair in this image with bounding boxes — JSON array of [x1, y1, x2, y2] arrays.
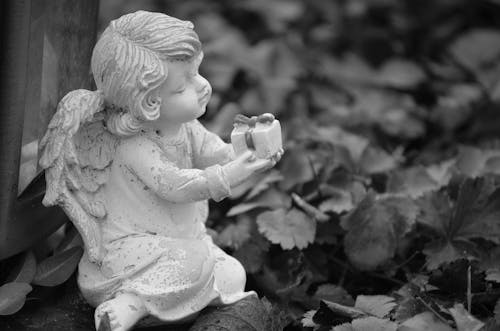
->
[[91, 11, 202, 136]]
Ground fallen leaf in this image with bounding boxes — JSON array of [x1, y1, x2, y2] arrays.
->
[[399, 312, 454, 331], [350, 316, 397, 331], [354, 295, 396, 318], [449, 303, 484, 331], [0, 282, 32, 315], [6, 251, 36, 284], [33, 246, 83, 286]]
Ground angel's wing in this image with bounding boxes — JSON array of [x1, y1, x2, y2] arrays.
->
[[39, 90, 118, 263]]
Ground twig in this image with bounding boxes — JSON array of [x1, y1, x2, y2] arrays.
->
[[367, 272, 406, 286], [321, 300, 367, 319], [291, 192, 329, 222], [393, 251, 419, 270], [415, 296, 453, 326]]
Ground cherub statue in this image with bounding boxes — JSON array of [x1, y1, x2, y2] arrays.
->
[[39, 11, 282, 331]]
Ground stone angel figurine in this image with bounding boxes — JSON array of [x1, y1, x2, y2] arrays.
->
[[39, 11, 283, 331]]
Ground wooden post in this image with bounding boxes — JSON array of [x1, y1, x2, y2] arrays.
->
[[0, 0, 99, 259]]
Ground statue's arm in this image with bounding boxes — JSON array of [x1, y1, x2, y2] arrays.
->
[[189, 120, 235, 169], [118, 137, 231, 203]]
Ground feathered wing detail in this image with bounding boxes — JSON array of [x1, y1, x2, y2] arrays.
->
[[40, 90, 119, 263]]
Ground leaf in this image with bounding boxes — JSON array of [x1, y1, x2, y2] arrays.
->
[[319, 193, 353, 214], [314, 222, 341, 245], [333, 323, 356, 331], [399, 312, 454, 331], [55, 225, 83, 253], [279, 147, 315, 190], [422, 241, 468, 271], [449, 303, 484, 331], [350, 317, 397, 331], [456, 146, 500, 177], [418, 177, 500, 269], [333, 317, 397, 331], [226, 202, 263, 217], [479, 247, 500, 283], [33, 246, 83, 286], [246, 170, 283, 200], [387, 166, 442, 198], [354, 295, 396, 318], [313, 284, 354, 306], [257, 208, 316, 250], [189, 295, 276, 331], [341, 194, 417, 270], [301, 310, 318, 328], [359, 146, 400, 174], [233, 234, 269, 273], [215, 216, 252, 249], [377, 59, 425, 88], [6, 250, 36, 283], [0, 282, 32, 315], [449, 29, 500, 87], [495, 299, 500, 324]]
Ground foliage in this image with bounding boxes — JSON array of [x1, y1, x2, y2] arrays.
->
[[4, 0, 500, 329]]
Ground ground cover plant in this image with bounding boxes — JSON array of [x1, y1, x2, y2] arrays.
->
[[3, 0, 500, 330]]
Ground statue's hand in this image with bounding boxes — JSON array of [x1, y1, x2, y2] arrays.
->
[[223, 151, 274, 187]]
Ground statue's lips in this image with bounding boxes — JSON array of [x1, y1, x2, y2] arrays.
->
[[198, 90, 210, 106]]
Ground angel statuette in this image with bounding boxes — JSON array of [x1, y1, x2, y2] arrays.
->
[[39, 11, 283, 331]]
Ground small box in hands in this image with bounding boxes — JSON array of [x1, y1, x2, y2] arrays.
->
[[231, 113, 282, 159]]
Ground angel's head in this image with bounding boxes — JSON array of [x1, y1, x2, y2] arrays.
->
[[91, 11, 208, 136]]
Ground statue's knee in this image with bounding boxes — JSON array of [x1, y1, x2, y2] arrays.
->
[[215, 255, 246, 293]]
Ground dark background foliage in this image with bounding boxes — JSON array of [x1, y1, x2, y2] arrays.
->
[[3, 0, 500, 330]]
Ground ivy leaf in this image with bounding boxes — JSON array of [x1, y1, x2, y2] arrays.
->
[[341, 194, 417, 270], [33, 246, 83, 286], [449, 303, 484, 331], [257, 208, 316, 250], [6, 250, 36, 284], [0, 282, 32, 315], [354, 295, 396, 318], [399, 312, 454, 331]]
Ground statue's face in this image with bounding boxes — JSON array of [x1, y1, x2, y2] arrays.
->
[[156, 56, 212, 124]]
